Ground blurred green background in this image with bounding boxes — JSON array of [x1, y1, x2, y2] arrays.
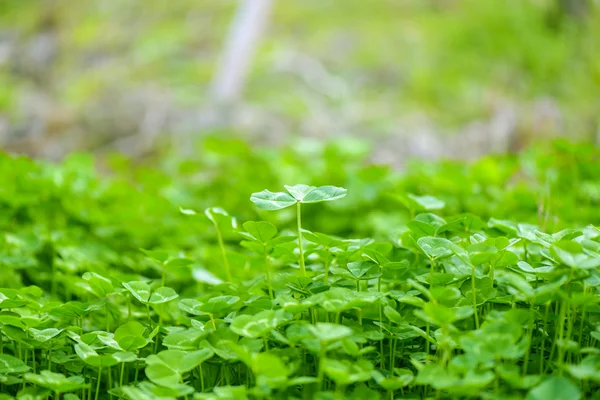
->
[[0, 0, 598, 162]]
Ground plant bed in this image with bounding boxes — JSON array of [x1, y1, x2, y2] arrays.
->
[[0, 141, 599, 399]]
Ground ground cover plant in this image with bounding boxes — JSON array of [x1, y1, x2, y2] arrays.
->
[[0, 138, 599, 399]]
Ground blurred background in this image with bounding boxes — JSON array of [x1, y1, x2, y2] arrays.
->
[[0, 0, 599, 165]]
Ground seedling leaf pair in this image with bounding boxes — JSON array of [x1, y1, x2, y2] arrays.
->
[[250, 185, 347, 210]]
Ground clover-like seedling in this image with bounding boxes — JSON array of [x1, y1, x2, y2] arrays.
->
[[250, 185, 347, 276], [178, 295, 240, 330], [80, 272, 120, 330], [323, 359, 373, 387], [141, 248, 195, 287], [371, 368, 414, 391], [74, 342, 122, 400], [28, 327, 63, 350], [122, 281, 179, 327], [239, 220, 295, 298], [305, 287, 353, 314], [416, 236, 455, 287], [233, 351, 291, 393], [25, 370, 88, 397], [122, 281, 179, 306], [145, 349, 213, 390], [306, 323, 353, 389], [181, 206, 237, 282], [114, 321, 148, 352], [396, 193, 445, 217], [550, 240, 600, 269], [229, 309, 290, 339], [301, 230, 346, 285], [81, 272, 116, 299]]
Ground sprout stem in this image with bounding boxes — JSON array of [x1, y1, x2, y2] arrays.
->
[[120, 363, 125, 388], [296, 202, 307, 276], [323, 248, 330, 285], [215, 225, 232, 282], [471, 266, 480, 329], [264, 248, 273, 299], [95, 367, 102, 400]]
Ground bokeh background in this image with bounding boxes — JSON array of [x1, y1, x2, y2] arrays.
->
[[0, 0, 599, 164]]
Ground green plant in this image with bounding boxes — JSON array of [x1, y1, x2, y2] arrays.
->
[[0, 139, 599, 399], [250, 185, 347, 276]]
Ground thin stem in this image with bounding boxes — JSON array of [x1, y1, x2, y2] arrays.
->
[[296, 202, 306, 276], [379, 299, 385, 370], [566, 304, 575, 365], [323, 248, 330, 285], [134, 364, 139, 385], [557, 299, 567, 371], [153, 312, 162, 354], [107, 366, 112, 399], [215, 225, 232, 282], [224, 363, 231, 385], [425, 322, 430, 356], [471, 266, 480, 329], [120, 363, 125, 388], [388, 337, 395, 375], [540, 302, 550, 374], [105, 303, 110, 332], [22, 347, 27, 391], [523, 300, 535, 376], [95, 367, 102, 400], [146, 304, 152, 327], [317, 343, 327, 390], [88, 369, 92, 400], [264, 247, 273, 299], [127, 296, 132, 322], [32, 347, 36, 374], [429, 258, 435, 287], [577, 287, 587, 359], [199, 364, 205, 392], [51, 259, 57, 299]]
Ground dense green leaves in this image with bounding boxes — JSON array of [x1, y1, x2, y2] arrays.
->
[[1, 140, 600, 399]]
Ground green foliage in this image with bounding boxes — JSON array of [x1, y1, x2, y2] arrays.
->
[[0, 138, 599, 398], [2, 0, 599, 138]]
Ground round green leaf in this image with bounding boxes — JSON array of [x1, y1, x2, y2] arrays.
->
[[308, 323, 353, 343], [250, 190, 296, 210], [149, 287, 179, 305], [0, 354, 30, 374], [25, 371, 87, 393], [122, 281, 151, 304], [526, 376, 580, 400], [241, 221, 277, 243]]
